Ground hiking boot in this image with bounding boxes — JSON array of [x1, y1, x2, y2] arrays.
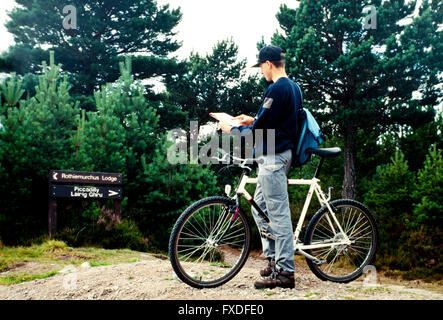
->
[[254, 269, 295, 289], [260, 258, 275, 277]]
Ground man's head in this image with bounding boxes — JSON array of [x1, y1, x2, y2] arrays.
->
[[252, 45, 286, 82]]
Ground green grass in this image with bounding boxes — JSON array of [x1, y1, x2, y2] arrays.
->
[[88, 261, 112, 267], [305, 292, 321, 298], [0, 240, 147, 285], [346, 285, 389, 295], [0, 270, 59, 285], [88, 258, 139, 267]]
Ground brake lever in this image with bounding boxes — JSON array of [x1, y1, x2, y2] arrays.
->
[[217, 165, 234, 175]]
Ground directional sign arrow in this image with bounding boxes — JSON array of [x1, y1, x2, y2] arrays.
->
[[50, 185, 122, 199], [49, 170, 122, 184], [108, 190, 119, 197]]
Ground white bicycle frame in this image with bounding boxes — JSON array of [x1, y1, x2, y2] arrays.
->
[[230, 173, 353, 264]]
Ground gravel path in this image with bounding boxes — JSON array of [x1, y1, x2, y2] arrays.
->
[[0, 252, 441, 300]]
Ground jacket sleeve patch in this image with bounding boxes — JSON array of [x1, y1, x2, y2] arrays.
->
[[263, 97, 273, 109]]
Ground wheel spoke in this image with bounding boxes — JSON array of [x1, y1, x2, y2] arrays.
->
[[170, 200, 249, 288], [306, 202, 377, 282]]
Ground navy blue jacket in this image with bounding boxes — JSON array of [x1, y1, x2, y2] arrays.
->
[[231, 77, 302, 157]]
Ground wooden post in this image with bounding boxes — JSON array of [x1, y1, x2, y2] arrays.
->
[[114, 200, 122, 220], [48, 199, 57, 239]]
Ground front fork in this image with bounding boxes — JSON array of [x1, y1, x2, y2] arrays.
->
[[215, 185, 271, 246], [212, 197, 242, 246]]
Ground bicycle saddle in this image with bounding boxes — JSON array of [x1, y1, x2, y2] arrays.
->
[[307, 147, 342, 158]]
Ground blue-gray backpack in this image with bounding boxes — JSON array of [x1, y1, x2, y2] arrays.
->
[[292, 83, 325, 167]]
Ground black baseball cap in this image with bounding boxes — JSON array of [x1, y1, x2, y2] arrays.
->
[[252, 45, 286, 68]]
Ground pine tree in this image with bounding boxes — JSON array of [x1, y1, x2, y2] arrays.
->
[[3, 0, 183, 97], [137, 135, 219, 248], [0, 73, 24, 109], [165, 39, 263, 130], [402, 144, 443, 276], [412, 144, 443, 227], [364, 151, 415, 258], [272, 0, 442, 199], [81, 56, 219, 249], [0, 52, 221, 246], [398, 118, 442, 172], [83, 56, 160, 202], [0, 51, 80, 243]]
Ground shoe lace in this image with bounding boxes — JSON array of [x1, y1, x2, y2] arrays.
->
[[269, 265, 279, 280]]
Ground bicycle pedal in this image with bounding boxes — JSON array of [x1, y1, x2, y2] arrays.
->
[[261, 232, 276, 241], [314, 259, 326, 266]]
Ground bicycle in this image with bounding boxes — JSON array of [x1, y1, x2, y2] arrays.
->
[[168, 147, 378, 289]]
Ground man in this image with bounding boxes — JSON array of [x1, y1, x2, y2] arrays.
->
[[219, 45, 302, 289]]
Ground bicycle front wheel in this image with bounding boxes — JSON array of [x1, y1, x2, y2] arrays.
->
[[169, 196, 251, 288], [304, 199, 378, 283]]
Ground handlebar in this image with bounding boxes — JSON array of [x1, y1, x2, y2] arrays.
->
[[211, 148, 262, 172]]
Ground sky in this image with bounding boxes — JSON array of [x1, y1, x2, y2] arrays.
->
[[0, 0, 299, 66], [155, 0, 298, 65], [0, 0, 15, 53]]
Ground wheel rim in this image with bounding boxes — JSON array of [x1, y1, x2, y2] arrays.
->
[[309, 204, 375, 280], [174, 202, 248, 285]]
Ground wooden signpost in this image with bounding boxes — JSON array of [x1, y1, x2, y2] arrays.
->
[[48, 170, 123, 239]]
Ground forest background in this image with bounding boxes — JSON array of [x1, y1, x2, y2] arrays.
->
[[0, 0, 441, 281]]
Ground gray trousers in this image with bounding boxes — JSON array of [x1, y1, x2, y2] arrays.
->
[[251, 148, 295, 272]]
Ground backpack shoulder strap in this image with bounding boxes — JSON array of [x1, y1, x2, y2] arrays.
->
[[293, 81, 303, 111], [295, 109, 308, 156]]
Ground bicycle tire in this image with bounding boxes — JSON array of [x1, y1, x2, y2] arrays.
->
[[169, 196, 251, 289], [304, 199, 378, 283]]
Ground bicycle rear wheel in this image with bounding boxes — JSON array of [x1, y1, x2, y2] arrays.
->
[[304, 199, 378, 283], [169, 196, 251, 288]]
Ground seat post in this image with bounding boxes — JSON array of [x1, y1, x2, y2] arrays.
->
[[314, 157, 325, 178]]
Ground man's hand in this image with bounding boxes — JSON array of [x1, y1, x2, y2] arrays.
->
[[219, 120, 232, 133], [232, 114, 255, 126]]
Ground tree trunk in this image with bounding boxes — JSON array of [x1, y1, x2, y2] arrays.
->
[[342, 131, 357, 200]]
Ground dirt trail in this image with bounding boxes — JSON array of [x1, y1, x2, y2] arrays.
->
[[0, 252, 441, 300]]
